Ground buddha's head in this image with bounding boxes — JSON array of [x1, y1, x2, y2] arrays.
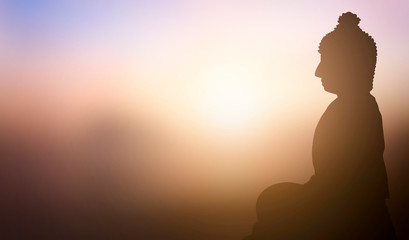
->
[[315, 12, 377, 95]]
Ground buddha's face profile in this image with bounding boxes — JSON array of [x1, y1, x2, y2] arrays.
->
[[315, 51, 343, 94], [315, 50, 352, 94]]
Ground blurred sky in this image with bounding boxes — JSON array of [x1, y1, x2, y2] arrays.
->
[[1, 0, 408, 206]]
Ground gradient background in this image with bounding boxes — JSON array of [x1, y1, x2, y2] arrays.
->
[[0, 0, 408, 239]]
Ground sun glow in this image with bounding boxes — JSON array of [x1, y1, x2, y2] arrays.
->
[[194, 62, 269, 133]]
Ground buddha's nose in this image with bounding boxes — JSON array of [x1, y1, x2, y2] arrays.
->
[[315, 62, 322, 78]]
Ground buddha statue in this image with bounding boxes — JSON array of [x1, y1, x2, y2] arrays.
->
[[245, 12, 396, 240]]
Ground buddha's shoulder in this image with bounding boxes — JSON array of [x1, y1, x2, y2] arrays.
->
[[324, 95, 381, 121]]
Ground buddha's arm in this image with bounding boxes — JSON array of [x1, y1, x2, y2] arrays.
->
[[331, 106, 385, 189]]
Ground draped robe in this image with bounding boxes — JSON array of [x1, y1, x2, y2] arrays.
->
[[245, 94, 396, 239]]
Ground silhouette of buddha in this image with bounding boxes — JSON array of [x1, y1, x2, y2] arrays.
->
[[245, 12, 396, 240]]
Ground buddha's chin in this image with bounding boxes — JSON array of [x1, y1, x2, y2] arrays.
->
[[317, 78, 334, 94], [322, 84, 337, 94]]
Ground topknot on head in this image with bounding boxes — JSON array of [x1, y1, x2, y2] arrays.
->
[[337, 12, 361, 28]]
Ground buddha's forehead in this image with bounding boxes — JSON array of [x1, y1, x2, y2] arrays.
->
[[319, 48, 353, 60], [320, 42, 369, 60], [320, 39, 358, 53]]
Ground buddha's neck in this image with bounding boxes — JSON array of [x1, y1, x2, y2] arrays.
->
[[336, 91, 371, 100]]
